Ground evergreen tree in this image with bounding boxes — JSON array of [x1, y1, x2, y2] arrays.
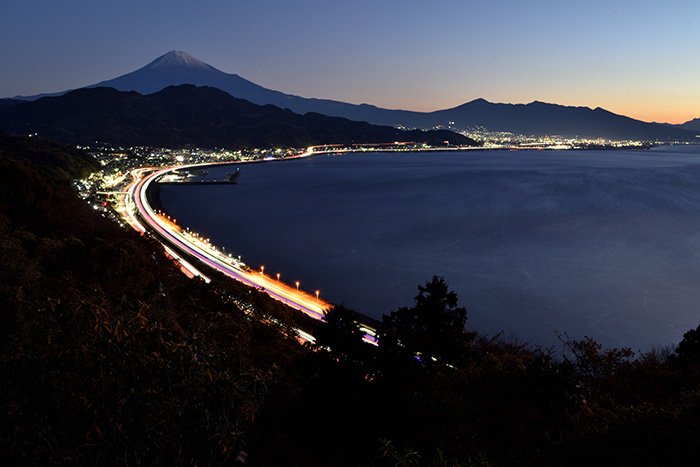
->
[[379, 276, 470, 364], [675, 324, 700, 365]]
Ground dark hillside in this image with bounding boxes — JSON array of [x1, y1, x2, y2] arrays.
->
[[0, 99, 20, 111], [0, 135, 307, 464], [2, 134, 700, 465], [0, 85, 477, 148], [678, 117, 700, 132]]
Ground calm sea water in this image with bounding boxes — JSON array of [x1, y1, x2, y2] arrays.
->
[[160, 146, 700, 350]]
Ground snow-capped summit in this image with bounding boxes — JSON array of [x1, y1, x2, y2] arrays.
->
[[8, 50, 387, 123], [144, 50, 213, 70], [84, 50, 277, 98]]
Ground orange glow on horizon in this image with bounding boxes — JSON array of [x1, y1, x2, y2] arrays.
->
[[368, 93, 700, 126]]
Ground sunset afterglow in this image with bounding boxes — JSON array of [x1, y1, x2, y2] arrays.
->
[[2, 0, 699, 123]]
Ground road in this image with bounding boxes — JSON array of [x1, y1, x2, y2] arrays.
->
[[115, 152, 381, 345], [129, 165, 332, 320]]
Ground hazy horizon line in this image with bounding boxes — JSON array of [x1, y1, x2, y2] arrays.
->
[[2, 50, 695, 126]]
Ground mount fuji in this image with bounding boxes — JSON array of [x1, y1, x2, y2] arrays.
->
[[89, 50, 294, 106], [13, 50, 403, 125], [6, 50, 699, 141]]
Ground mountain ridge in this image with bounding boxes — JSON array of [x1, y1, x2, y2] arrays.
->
[[7, 50, 699, 141], [0, 84, 476, 149], [677, 117, 700, 132]]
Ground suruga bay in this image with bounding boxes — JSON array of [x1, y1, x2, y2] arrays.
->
[[158, 145, 700, 350]]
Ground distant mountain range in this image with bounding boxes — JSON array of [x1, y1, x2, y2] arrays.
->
[[5, 50, 699, 141], [0, 85, 475, 148], [678, 118, 700, 132]]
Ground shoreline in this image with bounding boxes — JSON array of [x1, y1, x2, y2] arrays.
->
[[128, 162, 380, 343], [122, 143, 677, 348]]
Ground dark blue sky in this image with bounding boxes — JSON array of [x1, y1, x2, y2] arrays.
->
[[1, 0, 698, 122]]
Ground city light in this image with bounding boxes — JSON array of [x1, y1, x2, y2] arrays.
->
[[78, 138, 658, 353]]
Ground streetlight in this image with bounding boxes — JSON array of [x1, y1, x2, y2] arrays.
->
[[276, 273, 281, 281], [315, 290, 320, 300], [260, 265, 264, 275], [295, 281, 300, 290]]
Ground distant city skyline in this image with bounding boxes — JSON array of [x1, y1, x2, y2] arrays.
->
[[1, 0, 698, 123]]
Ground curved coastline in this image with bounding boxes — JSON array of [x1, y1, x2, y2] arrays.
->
[[137, 167, 325, 315], [127, 157, 380, 343], [130, 143, 583, 346], [148, 145, 700, 351], [127, 142, 659, 347], [128, 143, 486, 342]]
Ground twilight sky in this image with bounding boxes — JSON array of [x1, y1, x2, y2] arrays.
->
[[1, 0, 698, 123]]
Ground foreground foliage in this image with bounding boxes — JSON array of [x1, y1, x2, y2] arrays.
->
[[0, 135, 303, 464], [2, 134, 700, 465]]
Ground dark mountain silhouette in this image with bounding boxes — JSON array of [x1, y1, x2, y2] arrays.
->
[[0, 85, 476, 148], [678, 117, 700, 132], [12, 51, 403, 123], [9, 50, 697, 141], [0, 99, 20, 111], [421, 99, 698, 141]]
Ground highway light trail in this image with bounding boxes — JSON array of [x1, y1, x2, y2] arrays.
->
[[133, 166, 330, 320], [121, 158, 379, 345]]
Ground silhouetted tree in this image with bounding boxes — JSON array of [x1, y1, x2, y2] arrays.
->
[[675, 324, 700, 365], [315, 304, 367, 361], [379, 276, 471, 365]]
